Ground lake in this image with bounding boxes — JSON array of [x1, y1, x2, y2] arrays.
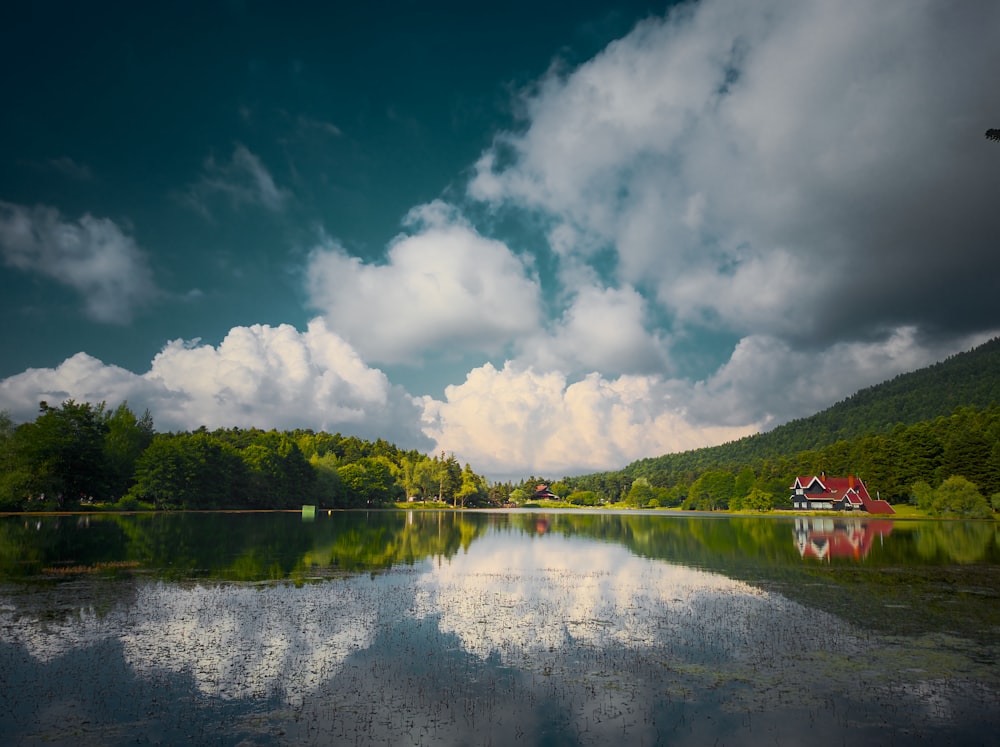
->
[[1, 510, 998, 746]]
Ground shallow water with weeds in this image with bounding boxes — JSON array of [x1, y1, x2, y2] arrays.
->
[[1, 510, 998, 745]]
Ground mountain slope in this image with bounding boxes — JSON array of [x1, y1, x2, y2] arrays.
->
[[624, 335, 1000, 479]]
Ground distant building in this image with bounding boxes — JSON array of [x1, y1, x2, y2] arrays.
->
[[790, 474, 895, 514], [533, 484, 559, 501]]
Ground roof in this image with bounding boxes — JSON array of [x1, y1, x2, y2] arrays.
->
[[793, 475, 871, 499]]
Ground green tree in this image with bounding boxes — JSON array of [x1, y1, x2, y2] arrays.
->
[[412, 457, 441, 500], [742, 488, 775, 512], [624, 478, 654, 507], [310, 452, 342, 506], [103, 402, 154, 500], [910, 481, 934, 509], [685, 470, 735, 510], [567, 490, 601, 506], [929, 476, 991, 518], [455, 463, 486, 507], [19, 400, 111, 505], [440, 453, 462, 504], [510, 487, 530, 505], [733, 467, 756, 502], [128, 432, 244, 509], [0, 410, 32, 510], [336, 457, 399, 507]]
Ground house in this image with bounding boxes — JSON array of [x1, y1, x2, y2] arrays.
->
[[790, 474, 895, 514], [532, 484, 559, 501]]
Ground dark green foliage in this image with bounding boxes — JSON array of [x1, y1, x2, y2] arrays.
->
[[566, 490, 601, 506], [560, 337, 1000, 506], [336, 457, 400, 507], [104, 402, 155, 500], [919, 476, 992, 518], [18, 401, 111, 506], [128, 432, 245, 509], [0, 401, 487, 511]]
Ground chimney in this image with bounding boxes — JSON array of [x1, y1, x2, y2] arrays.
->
[[849, 475, 855, 489]]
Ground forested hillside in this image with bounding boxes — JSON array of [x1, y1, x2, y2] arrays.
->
[[636, 335, 1000, 473], [2, 337, 998, 514], [741, 335, 1000, 455], [0, 402, 491, 512], [557, 338, 1000, 512]]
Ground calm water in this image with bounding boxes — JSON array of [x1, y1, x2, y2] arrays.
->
[[1, 510, 998, 746]]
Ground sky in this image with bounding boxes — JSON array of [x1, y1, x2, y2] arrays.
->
[[1, 0, 999, 481]]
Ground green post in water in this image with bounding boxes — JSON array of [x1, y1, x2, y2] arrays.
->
[[301, 505, 316, 521]]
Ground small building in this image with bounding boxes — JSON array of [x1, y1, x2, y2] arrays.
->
[[790, 474, 895, 514], [533, 484, 559, 501]]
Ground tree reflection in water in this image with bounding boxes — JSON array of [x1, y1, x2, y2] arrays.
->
[[0, 510, 998, 745]]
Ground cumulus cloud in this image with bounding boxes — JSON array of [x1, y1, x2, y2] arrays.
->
[[0, 319, 989, 479], [183, 143, 290, 216], [420, 362, 754, 479], [515, 281, 672, 377], [417, 324, 997, 478], [684, 327, 998, 429], [306, 201, 542, 365], [0, 319, 431, 448], [471, 0, 1000, 347], [0, 201, 157, 323], [3, 1, 998, 481]]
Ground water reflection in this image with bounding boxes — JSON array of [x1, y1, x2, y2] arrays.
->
[[1, 511, 999, 745], [414, 533, 774, 659], [793, 518, 894, 561]]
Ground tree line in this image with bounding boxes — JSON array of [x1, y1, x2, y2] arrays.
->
[[0, 401, 491, 511], [2, 391, 998, 517], [554, 405, 1000, 516]]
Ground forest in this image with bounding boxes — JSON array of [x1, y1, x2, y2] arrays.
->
[[557, 337, 1000, 515], [0, 401, 491, 511], [1, 337, 999, 516]]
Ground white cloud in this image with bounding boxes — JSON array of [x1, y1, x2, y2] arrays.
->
[[143, 319, 410, 433], [0, 201, 157, 323], [471, 0, 1000, 345], [420, 362, 754, 479], [183, 143, 290, 216], [684, 327, 998, 429], [306, 201, 542, 365], [516, 282, 671, 377], [417, 323, 999, 479], [0, 319, 430, 448], [1, 320, 992, 480], [3, 1, 998, 482]]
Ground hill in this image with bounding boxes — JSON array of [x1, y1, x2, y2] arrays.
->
[[628, 336, 1000, 475], [559, 336, 1000, 504]]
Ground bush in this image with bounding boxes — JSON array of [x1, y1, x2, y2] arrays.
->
[[921, 476, 991, 518], [567, 490, 600, 506], [113, 495, 140, 511]]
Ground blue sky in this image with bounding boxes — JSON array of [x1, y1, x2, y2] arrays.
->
[[1, 0, 998, 480]]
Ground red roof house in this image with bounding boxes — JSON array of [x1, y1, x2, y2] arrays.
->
[[790, 474, 895, 514], [532, 484, 560, 501]]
